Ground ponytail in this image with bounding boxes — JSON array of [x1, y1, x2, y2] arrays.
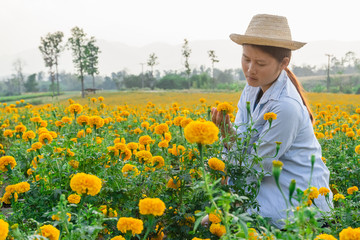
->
[[285, 67, 314, 123]]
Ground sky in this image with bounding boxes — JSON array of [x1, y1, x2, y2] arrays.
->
[[1, 0, 360, 76], [1, 0, 360, 55]]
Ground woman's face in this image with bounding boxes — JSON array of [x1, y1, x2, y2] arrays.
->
[[241, 45, 289, 92]]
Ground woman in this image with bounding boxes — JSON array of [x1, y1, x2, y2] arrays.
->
[[210, 14, 332, 228]]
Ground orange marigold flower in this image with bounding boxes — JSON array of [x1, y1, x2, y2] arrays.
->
[[61, 116, 72, 124], [319, 187, 330, 196], [0, 156, 17, 172], [31, 142, 43, 150], [347, 186, 358, 195], [208, 158, 225, 172], [167, 177, 181, 189], [355, 145, 360, 154], [22, 131, 36, 141], [154, 123, 169, 135], [135, 150, 153, 164], [67, 194, 81, 204], [15, 124, 27, 133], [180, 118, 193, 128], [314, 233, 337, 240], [304, 187, 319, 200], [139, 135, 153, 145], [216, 102, 234, 114], [122, 164, 140, 177], [333, 193, 345, 201], [263, 112, 277, 121], [184, 121, 219, 145], [209, 223, 226, 237], [152, 156, 165, 168], [39, 132, 53, 145], [38, 225, 60, 240], [111, 236, 125, 240], [70, 173, 102, 196], [3, 129, 13, 137], [77, 115, 89, 126], [139, 197, 166, 216], [158, 140, 169, 148], [88, 116, 104, 129], [0, 219, 9, 240], [68, 103, 83, 115], [339, 227, 360, 240], [173, 116, 185, 126], [117, 217, 143, 236]]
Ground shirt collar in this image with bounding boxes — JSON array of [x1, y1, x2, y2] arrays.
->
[[257, 70, 287, 105]]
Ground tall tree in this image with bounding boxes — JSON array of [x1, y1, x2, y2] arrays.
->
[[208, 50, 219, 90], [181, 38, 192, 89], [147, 53, 159, 90], [84, 37, 101, 88], [24, 73, 39, 92], [68, 27, 89, 98], [39, 31, 64, 96], [13, 59, 25, 95]]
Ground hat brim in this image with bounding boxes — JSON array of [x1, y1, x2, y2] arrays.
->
[[230, 33, 306, 50]]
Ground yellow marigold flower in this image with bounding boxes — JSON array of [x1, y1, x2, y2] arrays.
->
[[117, 217, 143, 236], [333, 193, 345, 201], [217, 102, 234, 114], [68, 160, 79, 169], [98, 96, 104, 102], [0, 156, 17, 172], [49, 131, 57, 139], [122, 164, 140, 177], [2, 191, 18, 204], [136, 150, 153, 164], [91, 97, 97, 103], [314, 233, 337, 240], [347, 186, 358, 195], [164, 132, 172, 142], [39, 132, 53, 145], [208, 158, 225, 172], [32, 142, 42, 150], [0, 219, 9, 240], [154, 123, 169, 135], [339, 227, 360, 240], [68, 103, 83, 115], [111, 236, 125, 240], [209, 210, 222, 223], [40, 120, 48, 128], [115, 143, 127, 152], [61, 116, 72, 124], [173, 116, 185, 126], [22, 130, 36, 141], [180, 118, 193, 128], [15, 182, 30, 193], [141, 121, 150, 129], [209, 223, 226, 237], [356, 108, 360, 114], [15, 124, 27, 133], [199, 98, 206, 103], [264, 112, 277, 121], [70, 173, 102, 196], [127, 142, 138, 150], [355, 145, 360, 154], [139, 197, 166, 216], [304, 187, 319, 200], [158, 140, 169, 148], [89, 116, 104, 129], [68, 194, 81, 204], [77, 115, 89, 126], [184, 121, 219, 145], [30, 116, 42, 123], [3, 129, 13, 137], [167, 177, 181, 189], [152, 156, 165, 168], [39, 225, 60, 240], [139, 135, 153, 145], [192, 238, 210, 240], [319, 187, 330, 196], [346, 131, 355, 138]]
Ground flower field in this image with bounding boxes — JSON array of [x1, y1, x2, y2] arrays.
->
[[0, 91, 360, 240]]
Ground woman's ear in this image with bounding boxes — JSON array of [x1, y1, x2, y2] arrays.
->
[[281, 57, 290, 69]]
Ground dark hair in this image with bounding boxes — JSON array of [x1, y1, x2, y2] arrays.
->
[[245, 44, 314, 123]]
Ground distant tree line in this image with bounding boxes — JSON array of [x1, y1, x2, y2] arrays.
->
[[3, 35, 360, 96]]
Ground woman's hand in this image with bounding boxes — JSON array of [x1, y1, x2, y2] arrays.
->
[[211, 107, 236, 148]]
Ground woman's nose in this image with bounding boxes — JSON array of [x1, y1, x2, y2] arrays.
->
[[248, 62, 256, 74]]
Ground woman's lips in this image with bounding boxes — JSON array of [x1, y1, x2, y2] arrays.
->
[[247, 76, 257, 81]]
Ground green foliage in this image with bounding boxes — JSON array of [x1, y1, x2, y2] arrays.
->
[[157, 74, 187, 89]]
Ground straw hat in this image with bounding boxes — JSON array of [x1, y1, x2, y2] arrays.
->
[[230, 14, 306, 50]]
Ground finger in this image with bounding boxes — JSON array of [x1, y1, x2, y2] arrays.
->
[[216, 111, 223, 127], [211, 108, 217, 123]]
